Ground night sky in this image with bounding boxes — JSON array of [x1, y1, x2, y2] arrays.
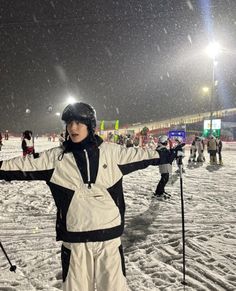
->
[[1, 0, 236, 133]]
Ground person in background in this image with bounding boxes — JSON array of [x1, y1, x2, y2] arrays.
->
[[125, 134, 133, 148], [216, 136, 223, 165], [21, 130, 35, 157], [200, 136, 206, 162], [175, 136, 185, 173], [154, 135, 172, 199], [107, 132, 113, 143], [4, 130, 9, 140], [133, 135, 140, 148], [207, 135, 218, 165], [188, 137, 197, 163], [195, 136, 205, 162], [59, 132, 65, 146], [0, 102, 184, 291], [147, 135, 156, 150]]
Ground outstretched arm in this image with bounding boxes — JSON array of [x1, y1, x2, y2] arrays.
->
[[116, 144, 182, 175], [0, 147, 60, 182]]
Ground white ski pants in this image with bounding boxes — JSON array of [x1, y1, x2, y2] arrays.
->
[[62, 237, 128, 291]]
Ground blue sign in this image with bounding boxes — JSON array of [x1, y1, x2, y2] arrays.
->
[[168, 130, 186, 141]]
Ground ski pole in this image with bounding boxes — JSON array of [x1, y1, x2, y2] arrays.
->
[[0, 241, 17, 272], [177, 156, 187, 286]]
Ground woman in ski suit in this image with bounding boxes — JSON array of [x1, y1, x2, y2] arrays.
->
[[0, 102, 182, 291]]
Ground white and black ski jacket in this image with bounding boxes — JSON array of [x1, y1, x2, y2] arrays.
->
[[0, 135, 174, 243]]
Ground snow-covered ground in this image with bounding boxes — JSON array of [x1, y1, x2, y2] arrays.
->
[[0, 138, 236, 291]]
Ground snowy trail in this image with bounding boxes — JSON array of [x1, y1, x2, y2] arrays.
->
[[0, 138, 236, 290], [123, 148, 236, 291]]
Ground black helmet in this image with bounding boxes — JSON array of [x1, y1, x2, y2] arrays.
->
[[61, 102, 96, 130], [23, 130, 32, 139]]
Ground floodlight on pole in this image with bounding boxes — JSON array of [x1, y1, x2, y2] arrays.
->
[[206, 42, 221, 59], [202, 87, 210, 94], [205, 41, 221, 135], [67, 95, 77, 104]]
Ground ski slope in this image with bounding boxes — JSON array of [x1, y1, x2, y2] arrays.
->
[[0, 138, 236, 291]]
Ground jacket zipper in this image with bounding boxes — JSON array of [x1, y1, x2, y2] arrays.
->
[[84, 149, 91, 189]]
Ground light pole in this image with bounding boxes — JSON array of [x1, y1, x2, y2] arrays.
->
[[205, 42, 221, 135]]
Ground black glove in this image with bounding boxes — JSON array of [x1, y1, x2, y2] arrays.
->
[[33, 152, 40, 158]]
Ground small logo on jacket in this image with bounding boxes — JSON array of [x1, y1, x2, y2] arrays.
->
[[103, 164, 107, 169]]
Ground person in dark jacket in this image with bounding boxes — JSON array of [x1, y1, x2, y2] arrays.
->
[[216, 136, 223, 165], [175, 136, 185, 173], [4, 130, 9, 140], [0, 102, 183, 291], [154, 135, 172, 199]]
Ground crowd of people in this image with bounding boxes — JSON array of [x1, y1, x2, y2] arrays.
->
[[102, 132, 224, 199], [188, 134, 223, 165], [104, 131, 223, 166], [0, 128, 224, 166]]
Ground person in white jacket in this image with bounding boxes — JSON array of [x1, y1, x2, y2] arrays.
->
[[21, 130, 35, 157], [195, 136, 205, 162], [0, 102, 183, 291]]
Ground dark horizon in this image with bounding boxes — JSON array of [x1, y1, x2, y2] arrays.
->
[[1, 0, 236, 133]]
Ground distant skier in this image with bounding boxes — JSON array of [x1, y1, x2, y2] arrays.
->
[[216, 136, 223, 165], [195, 136, 205, 162], [154, 135, 172, 199], [125, 134, 133, 148], [4, 130, 9, 140], [21, 130, 35, 157], [147, 135, 156, 150], [133, 135, 140, 148], [175, 136, 185, 173], [188, 137, 197, 163], [207, 135, 217, 165]]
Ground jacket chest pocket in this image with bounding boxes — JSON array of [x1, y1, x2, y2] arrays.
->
[[66, 186, 121, 232]]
